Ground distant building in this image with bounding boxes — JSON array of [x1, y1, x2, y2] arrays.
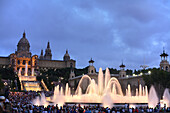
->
[[0, 31, 76, 74], [160, 49, 169, 71], [0, 32, 76, 91], [69, 58, 98, 94], [69, 59, 146, 95]]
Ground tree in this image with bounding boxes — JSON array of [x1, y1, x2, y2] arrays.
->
[[0, 75, 4, 91], [142, 68, 170, 98]]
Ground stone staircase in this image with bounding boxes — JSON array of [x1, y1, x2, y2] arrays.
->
[[19, 76, 42, 91]]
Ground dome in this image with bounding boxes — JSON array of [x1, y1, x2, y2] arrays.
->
[[18, 32, 30, 46], [17, 32, 30, 52]]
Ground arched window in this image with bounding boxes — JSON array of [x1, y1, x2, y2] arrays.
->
[[23, 60, 26, 65], [166, 66, 168, 71], [34, 61, 37, 66], [12, 59, 15, 65], [161, 66, 164, 70], [28, 61, 31, 65], [70, 63, 73, 68], [91, 70, 93, 73], [18, 60, 20, 64]]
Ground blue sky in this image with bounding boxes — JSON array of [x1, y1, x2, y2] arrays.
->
[[0, 0, 170, 71]]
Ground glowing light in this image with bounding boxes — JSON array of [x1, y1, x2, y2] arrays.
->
[[32, 68, 149, 108], [129, 104, 135, 108], [148, 71, 151, 75]]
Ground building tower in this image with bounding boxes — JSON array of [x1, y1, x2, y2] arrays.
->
[[44, 41, 52, 60], [39, 49, 44, 59], [160, 48, 169, 71], [88, 58, 96, 75], [69, 70, 75, 79], [63, 49, 70, 61], [119, 62, 126, 78]]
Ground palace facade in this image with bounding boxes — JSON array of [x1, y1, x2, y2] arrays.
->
[[0, 32, 76, 75]]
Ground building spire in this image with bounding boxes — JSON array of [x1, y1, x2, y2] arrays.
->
[[89, 58, 94, 66], [41, 49, 43, 56], [23, 30, 26, 38], [63, 49, 70, 61], [47, 41, 50, 48], [44, 41, 52, 60], [66, 49, 68, 54], [163, 46, 165, 53]]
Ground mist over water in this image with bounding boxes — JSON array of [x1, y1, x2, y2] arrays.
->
[[163, 88, 170, 107], [148, 86, 159, 108]]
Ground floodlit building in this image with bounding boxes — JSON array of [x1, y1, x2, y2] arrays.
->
[[69, 59, 145, 95], [0, 32, 76, 91]]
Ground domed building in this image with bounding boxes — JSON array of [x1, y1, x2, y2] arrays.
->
[[16, 31, 31, 57], [0, 32, 76, 91]]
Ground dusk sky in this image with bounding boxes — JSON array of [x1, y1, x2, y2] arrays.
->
[[0, 0, 170, 71]]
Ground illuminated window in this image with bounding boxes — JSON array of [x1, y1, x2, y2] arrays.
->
[[166, 66, 168, 71]]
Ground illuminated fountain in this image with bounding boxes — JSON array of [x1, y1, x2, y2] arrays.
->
[[33, 68, 151, 108], [162, 88, 170, 107], [25, 63, 28, 76], [33, 93, 48, 107], [31, 68, 34, 76], [148, 85, 159, 108], [18, 64, 45, 91]]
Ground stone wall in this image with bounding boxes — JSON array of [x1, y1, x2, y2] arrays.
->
[[0, 57, 9, 67], [38, 59, 76, 69], [69, 74, 145, 96], [118, 76, 145, 96]]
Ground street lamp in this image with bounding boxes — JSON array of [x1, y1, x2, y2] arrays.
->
[[4, 82, 7, 86]]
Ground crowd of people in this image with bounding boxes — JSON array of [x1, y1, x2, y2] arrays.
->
[[0, 91, 170, 113]]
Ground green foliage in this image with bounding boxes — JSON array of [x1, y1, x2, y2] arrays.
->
[[134, 69, 140, 75], [0, 67, 15, 80], [142, 68, 170, 89], [75, 66, 88, 76], [16, 76, 21, 91], [0, 67, 21, 91], [103, 68, 119, 74], [38, 67, 89, 90], [38, 68, 72, 90], [0, 75, 4, 90], [103, 68, 133, 75], [126, 69, 133, 75]]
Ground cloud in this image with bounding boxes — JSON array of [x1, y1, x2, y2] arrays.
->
[[0, 0, 170, 71]]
